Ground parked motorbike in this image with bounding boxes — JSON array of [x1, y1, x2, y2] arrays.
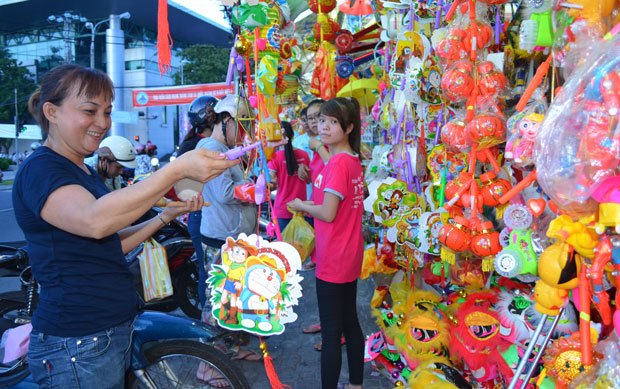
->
[[0, 246, 249, 389]]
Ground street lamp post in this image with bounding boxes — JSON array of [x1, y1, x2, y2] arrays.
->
[[47, 12, 87, 63], [84, 12, 130, 69], [180, 59, 189, 85]]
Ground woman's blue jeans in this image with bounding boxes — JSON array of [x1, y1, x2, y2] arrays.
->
[[27, 318, 134, 389], [187, 211, 206, 307]]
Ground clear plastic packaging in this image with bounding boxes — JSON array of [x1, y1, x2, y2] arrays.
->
[[441, 110, 471, 153], [569, 331, 620, 388], [505, 94, 547, 166], [534, 37, 620, 216], [441, 60, 475, 103]]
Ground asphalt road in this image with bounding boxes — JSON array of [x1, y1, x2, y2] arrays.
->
[[0, 186, 25, 246]]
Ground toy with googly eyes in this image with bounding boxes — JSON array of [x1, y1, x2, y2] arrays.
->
[[446, 290, 515, 385]]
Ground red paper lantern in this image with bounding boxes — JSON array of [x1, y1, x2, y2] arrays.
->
[[466, 114, 506, 150], [470, 221, 501, 257], [439, 216, 472, 252], [480, 171, 512, 207], [308, 0, 337, 14], [313, 15, 340, 42]]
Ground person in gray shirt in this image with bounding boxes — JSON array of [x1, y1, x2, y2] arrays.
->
[[196, 94, 258, 249]]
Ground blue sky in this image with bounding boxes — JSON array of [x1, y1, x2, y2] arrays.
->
[[174, 0, 229, 29]]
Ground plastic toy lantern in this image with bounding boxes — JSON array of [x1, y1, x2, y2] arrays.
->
[[439, 216, 472, 264], [441, 119, 471, 153], [435, 28, 468, 66], [441, 61, 475, 103], [444, 171, 474, 208], [479, 171, 511, 207], [464, 20, 493, 51], [465, 114, 506, 151], [477, 61, 507, 97], [470, 221, 502, 271]]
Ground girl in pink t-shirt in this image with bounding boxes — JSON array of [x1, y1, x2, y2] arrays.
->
[[268, 121, 309, 231], [288, 97, 364, 389]]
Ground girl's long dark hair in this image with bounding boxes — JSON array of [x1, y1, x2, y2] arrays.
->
[[320, 97, 361, 156], [282, 121, 298, 176]]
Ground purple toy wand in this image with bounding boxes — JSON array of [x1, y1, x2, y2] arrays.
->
[[495, 6, 501, 46], [435, 0, 443, 29], [226, 36, 239, 86], [225, 140, 262, 160], [434, 104, 444, 146]]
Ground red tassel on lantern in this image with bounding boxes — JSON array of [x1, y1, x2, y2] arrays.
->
[[156, 0, 173, 76], [260, 338, 291, 389]]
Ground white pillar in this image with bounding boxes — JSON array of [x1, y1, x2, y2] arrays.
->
[[106, 15, 125, 137]]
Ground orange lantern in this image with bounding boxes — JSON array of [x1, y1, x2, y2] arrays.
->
[[441, 119, 471, 153], [436, 29, 468, 63], [441, 61, 475, 103], [477, 61, 507, 97], [308, 0, 337, 13], [465, 20, 493, 51], [470, 221, 502, 271], [480, 171, 512, 207], [439, 216, 472, 264], [465, 114, 506, 150], [444, 171, 473, 208]]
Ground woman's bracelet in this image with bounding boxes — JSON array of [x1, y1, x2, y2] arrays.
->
[[157, 213, 168, 226]]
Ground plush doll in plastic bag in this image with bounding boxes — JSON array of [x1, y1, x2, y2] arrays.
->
[[534, 36, 620, 216]]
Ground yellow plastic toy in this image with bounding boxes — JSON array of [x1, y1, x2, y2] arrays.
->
[[547, 215, 598, 259], [533, 242, 582, 316]]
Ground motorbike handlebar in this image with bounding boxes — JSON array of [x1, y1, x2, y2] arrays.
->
[[0, 249, 27, 268]]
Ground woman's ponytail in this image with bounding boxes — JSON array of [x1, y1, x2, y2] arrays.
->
[[281, 121, 298, 176]]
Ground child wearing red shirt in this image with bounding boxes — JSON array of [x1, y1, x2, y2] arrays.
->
[[268, 121, 309, 231], [288, 97, 364, 389]]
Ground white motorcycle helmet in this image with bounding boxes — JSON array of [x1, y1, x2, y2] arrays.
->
[[99, 136, 138, 168]]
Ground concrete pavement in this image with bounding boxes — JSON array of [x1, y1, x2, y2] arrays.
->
[[232, 270, 393, 389]]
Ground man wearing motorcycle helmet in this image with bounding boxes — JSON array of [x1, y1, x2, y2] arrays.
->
[[85, 135, 137, 191]]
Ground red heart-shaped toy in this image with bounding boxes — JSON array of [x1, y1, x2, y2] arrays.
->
[[527, 198, 546, 217]]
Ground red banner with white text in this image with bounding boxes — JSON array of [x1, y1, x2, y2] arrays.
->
[[132, 83, 235, 107]]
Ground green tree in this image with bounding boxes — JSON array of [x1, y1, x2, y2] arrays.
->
[[173, 44, 231, 85], [0, 47, 37, 125]]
